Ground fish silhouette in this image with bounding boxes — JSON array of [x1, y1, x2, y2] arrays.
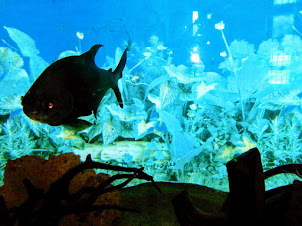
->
[[21, 44, 128, 126]]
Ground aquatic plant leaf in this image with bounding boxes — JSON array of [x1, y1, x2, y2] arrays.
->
[[46, 126, 67, 146], [106, 98, 147, 122], [134, 120, 156, 139], [77, 112, 96, 124], [81, 89, 120, 142], [0, 114, 37, 158], [259, 89, 302, 109], [78, 89, 118, 142], [0, 95, 22, 115], [132, 98, 145, 109], [229, 133, 242, 146], [123, 153, 133, 164], [104, 56, 115, 70], [154, 150, 165, 161], [29, 55, 49, 83], [3, 27, 48, 83], [282, 34, 302, 55], [257, 102, 281, 110], [85, 123, 102, 142], [258, 39, 281, 61], [192, 81, 216, 100], [147, 111, 169, 134], [147, 93, 161, 109], [20, 111, 54, 138], [144, 75, 169, 100], [118, 76, 128, 105], [170, 132, 201, 170], [203, 72, 225, 84], [158, 110, 182, 135], [106, 104, 127, 121], [219, 58, 240, 72], [0, 66, 3, 78], [58, 50, 81, 59], [157, 44, 167, 50], [233, 55, 270, 100], [143, 51, 151, 57], [0, 47, 24, 75], [0, 48, 30, 97], [163, 65, 204, 84], [119, 121, 135, 138], [145, 159, 155, 166], [102, 116, 120, 145], [159, 77, 179, 109], [229, 40, 254, 59], [208, 125, 218, 137], [0, 68, 30, 98], [202, 92, 236, 110], [96, 89, 118, 122], [248, 118, 269, 138], [179, 83, 194, 101], [4, 26, 39, 57], [215, 21, 225, 30]]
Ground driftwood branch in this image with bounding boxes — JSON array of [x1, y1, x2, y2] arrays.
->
[[0, 154, 160, 225]]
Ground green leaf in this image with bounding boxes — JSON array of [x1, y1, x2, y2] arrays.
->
[[58, 50, 81, 59], [258, 38, 280, 61], [192, 81, 216, 100], [102, 116, 120, 145], [29, 55, 49, 83], [96, 89, 118, 122], [170, 132, 201, 170], [144, 75, 169, 100], [164, 65, 204, 84], [229, 40, 254, 59], [0, 95, 22, 115], [78, 112, 96, 124], [282, 34, 302, 55], [159, 77, 179, 109], [0, 68, 30, 98], [235, 55, 270, 100], [4, 26, 39, 57], [0, 47, 24, 70], [158, 110, 182, 135]]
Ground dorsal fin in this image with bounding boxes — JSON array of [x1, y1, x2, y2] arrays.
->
[[82, 44, 103, 63]]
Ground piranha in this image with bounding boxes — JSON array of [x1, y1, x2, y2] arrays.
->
[[21, 44, 128, 126]]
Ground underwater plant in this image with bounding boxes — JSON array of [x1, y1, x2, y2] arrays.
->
[[0, 25, 302, 191]]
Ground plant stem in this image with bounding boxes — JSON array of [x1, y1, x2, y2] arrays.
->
[[129, 56, 150, 73], [221, 30, 245, 120]]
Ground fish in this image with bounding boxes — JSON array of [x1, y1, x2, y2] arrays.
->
[[21, 43, 128, 126]]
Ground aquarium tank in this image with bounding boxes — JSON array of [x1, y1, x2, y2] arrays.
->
[[1, 0, 302, 200]]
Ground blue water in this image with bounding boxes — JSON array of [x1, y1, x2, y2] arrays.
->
[[1, 0, 302, 191], [1, 0, 290, 67]]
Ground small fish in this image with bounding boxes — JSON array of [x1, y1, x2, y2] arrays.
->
[[21, 44, 128, 126]]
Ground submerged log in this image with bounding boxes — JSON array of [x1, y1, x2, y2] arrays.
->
[[172, 147, 302, 226], [224, 147, 265, 224]]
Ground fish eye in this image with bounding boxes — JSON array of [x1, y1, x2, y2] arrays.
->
[[48, 103, 54, 109]]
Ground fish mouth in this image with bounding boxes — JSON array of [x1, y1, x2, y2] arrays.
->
[[23, 106, 64, 126]]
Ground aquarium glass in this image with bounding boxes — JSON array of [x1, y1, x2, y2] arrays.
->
[[1, 0, 302, 192]]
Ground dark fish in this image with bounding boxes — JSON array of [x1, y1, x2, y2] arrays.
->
[[21, 44, 128, 126]]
